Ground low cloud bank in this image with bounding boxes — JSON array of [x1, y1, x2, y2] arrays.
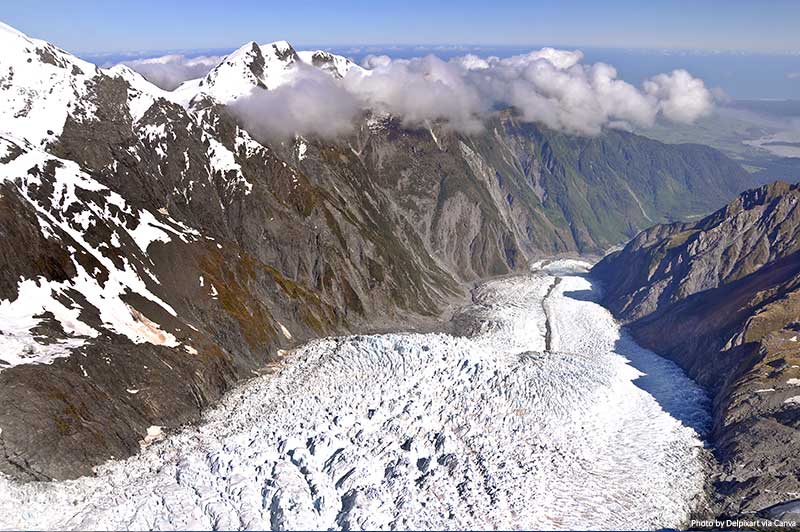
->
[[125, 47, 716, 137], [123, 54, 223, 90], [347, 50, 714, 136], [230, 64, 362, 140]]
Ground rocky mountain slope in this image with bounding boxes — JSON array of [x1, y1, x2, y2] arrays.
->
[[0, 20, 756, 481], [593, 181, 800, 518]]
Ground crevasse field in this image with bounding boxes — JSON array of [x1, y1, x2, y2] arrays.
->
[[0, 260, 711, 530]]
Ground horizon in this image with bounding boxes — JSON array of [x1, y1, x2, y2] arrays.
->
[[3, 0, 799, 101], [76, 42, 800, 102], [2, 7, 799, 101], [76, 42, 800, 62]]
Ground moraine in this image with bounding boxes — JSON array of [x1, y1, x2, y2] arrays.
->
[[0, 260, 711, 530]]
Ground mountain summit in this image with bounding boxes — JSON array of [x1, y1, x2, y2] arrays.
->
[[0, 21, 100, 145], [170, 40, 362, 106]]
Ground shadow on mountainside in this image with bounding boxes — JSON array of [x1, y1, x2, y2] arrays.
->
[[612, 332, 712, 437], [563, 273, 712, 437]]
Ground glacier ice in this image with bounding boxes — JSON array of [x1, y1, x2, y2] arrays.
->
[[0, 260, 710, 530]]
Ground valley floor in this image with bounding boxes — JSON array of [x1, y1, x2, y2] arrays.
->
[[0, 260, 712, 530]]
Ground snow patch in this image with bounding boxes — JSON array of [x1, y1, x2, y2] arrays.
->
[[0, 137, 188, 361], [277, 321, 293, 340], [105, 64, 172, 124], [139, 426, 164, 448], [0, 276, 97, 371], [0, 22, 100, 145], [206, 136, 252, 195]]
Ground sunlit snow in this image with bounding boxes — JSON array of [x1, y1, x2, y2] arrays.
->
[[0, 22, 100, 145], [105, 64, 173, 124]]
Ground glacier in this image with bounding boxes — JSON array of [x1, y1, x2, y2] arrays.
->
[[0, 260, 711, 530]]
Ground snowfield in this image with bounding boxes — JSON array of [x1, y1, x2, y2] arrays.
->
[[0, 260, 711, 530]]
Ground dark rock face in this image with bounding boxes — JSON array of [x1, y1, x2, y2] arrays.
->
[[0, 27, 760, 482], [593, 181, 800, 517]]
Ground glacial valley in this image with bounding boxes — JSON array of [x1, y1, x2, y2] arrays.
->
[[0, 261, 712, 531]]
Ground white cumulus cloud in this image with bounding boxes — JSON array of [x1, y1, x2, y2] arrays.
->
[[341, 51, 714, 135], [343, 55, 487, 133], [229, 64, 362, 140], [122, 54, 223, 90], [122, 47, 716, 137], [643, 69, 714, 124]]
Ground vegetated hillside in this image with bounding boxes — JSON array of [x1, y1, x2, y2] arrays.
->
[[0, 21, 756, 480], [593, 181, 800, 517]]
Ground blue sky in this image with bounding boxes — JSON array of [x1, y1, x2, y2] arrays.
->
[[2, 0, 800, 54]]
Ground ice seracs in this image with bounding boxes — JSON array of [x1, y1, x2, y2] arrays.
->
[[0, 261, 711, 530]]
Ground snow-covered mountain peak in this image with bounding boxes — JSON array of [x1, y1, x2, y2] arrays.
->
[[171, 40, 362, 107], [0, 21, 99, 82], [296, 49, 361, 79], [170, 40, 290, 105], [105, 64, 175, 123], [260, 39, 299, 63], [222, 40, 262, 69], [106, 63, 165, 95], [0, 20, 26, 39], [106, 63, 143, 79], [0, 22, 101, 145]]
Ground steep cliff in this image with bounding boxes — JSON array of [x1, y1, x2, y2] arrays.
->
[[594, 181, 800, 517]]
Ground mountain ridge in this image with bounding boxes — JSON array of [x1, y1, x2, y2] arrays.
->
[[593, 181, 800, 517], [150, 39, 362, 107]]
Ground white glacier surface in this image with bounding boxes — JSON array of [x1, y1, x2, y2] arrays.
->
[[0, 260, 711, 530]]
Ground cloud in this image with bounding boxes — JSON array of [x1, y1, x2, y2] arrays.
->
[[643, 69, 714, 123], [344, 55, 487, 133], [124, 47, 716, 137], [787, 72, 800, 80], [343, 50, 714, 135], [465, 54, 661, 134], [122, 54, 223, 90], [228, 64, 362, 140]]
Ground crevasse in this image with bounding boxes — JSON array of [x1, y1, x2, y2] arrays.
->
[[0, 260, 710, 531]]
